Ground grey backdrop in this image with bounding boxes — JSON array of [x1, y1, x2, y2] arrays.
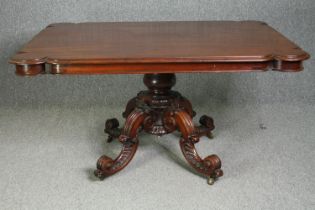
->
[[0, 0, 314, 107], [0, 1, 315, 210]]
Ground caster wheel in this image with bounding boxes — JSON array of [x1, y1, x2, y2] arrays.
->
[[207, 177, 215, 185], [206, 132, 214, 139], [94, 169, 106, 180]]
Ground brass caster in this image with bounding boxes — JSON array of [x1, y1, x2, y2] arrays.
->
[[207, 177, 215, 185], [206, 132, 214, 139], [94, 169, 106, 180]]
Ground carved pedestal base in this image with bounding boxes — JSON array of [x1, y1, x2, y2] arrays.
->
[[94, 73, 223, 185]]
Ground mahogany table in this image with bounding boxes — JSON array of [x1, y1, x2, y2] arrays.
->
[[10, 21, 310, 185]]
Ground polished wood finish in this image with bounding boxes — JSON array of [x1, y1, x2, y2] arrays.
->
[[10, 21, 309, 75], [97, 74, 221, 183], [9, 21, 310, 184], [95, 109, 147, 178]]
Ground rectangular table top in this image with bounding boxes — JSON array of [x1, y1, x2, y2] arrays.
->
[[10, 21, 309, 75]]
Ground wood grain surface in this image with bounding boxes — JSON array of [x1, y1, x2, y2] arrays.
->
[[9, 21, 310, 75]]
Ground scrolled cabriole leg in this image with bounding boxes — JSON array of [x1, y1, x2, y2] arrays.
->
[[94, 109, 147, 179], [94, 140, 138, 179], [175, 110, 223, 185]]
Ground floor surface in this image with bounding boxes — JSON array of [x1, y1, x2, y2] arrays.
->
[[0, 102, 314, 210]]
